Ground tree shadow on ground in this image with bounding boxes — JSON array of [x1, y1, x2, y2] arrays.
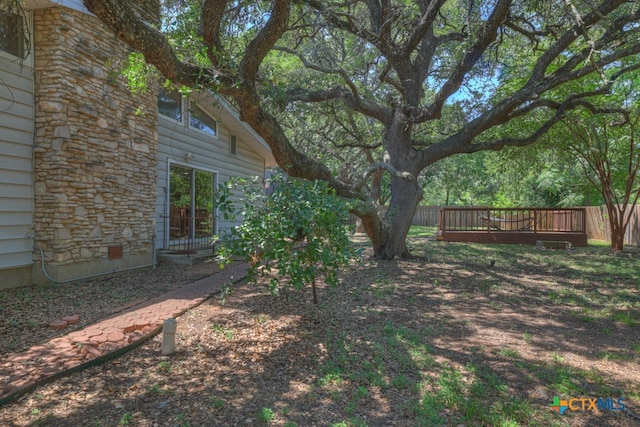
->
[[3, 242, 639, 426]]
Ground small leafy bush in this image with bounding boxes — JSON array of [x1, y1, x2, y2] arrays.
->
[[214, 174, 360, 302]]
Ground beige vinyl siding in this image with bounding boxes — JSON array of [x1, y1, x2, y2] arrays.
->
[[155, 115, 265, 248], [0, 57, 34, 269]]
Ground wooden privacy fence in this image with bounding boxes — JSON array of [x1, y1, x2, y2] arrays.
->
[[584, 205, 640, 246], [350, 206, 443, 229], [412, 206, 443, 226]]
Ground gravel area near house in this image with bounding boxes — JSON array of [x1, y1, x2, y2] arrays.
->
[[0, 261, 217, 356]]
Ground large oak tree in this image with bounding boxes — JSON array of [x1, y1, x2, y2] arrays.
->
[[83, 0, 640, 258]]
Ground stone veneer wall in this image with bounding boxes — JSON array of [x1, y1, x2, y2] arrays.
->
[[32, 6, 158, 282]]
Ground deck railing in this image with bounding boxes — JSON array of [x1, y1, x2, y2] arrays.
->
[[438, 207, 588, 246], [439, 207, 586, 233]]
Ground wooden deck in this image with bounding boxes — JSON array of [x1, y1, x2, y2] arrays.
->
[[437, 208, 588, 247]]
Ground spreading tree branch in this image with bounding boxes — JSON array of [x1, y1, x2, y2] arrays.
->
[[200, 0, 228, 69], [409, 0, 512, 122], [239, 0, 291, 82], [353, 162, 415, 192]]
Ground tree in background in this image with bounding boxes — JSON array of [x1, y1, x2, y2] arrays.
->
[[558, 112, 640, 250], [483, 146, 596, 208], [421, 153, 494, 206], [83, 0, 640, 259]]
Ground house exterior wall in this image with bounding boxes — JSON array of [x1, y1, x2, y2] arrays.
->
[[0, 42, 35, 289], [156, 112, 266, 248], [31, 7, 158, 283], [0, 1, 271, 288]]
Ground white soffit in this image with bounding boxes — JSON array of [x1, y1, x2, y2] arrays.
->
[[24, 0, 91, 14]]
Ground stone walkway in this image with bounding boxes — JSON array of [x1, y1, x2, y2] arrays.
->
[[0, 263, 249, 405]]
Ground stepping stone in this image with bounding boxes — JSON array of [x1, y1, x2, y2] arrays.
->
[[49, 320, 68, 330], [62, 315, 80, 325]]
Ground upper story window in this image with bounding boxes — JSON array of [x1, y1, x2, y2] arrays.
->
[[190, 104, 217, 136], [158, 87, 217, 136], [230, 134, 237, 156], [158, 87, 183, 121], [0, 12, 27, 59]]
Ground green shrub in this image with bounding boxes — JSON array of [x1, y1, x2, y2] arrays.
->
[[215, 174, 360, 302]]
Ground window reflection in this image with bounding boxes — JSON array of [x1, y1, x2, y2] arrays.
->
[[189, 104, 217, 136], [158, 87, 182, 121], [0, 13, 26, 59]]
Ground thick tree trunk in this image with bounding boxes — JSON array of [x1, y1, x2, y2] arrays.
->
[[381, 176, 421, 258], [357, 176, 420, 259], [357, 110, 421, 259]]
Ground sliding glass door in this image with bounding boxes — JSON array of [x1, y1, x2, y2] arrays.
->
[[168, 165, 216, 249]]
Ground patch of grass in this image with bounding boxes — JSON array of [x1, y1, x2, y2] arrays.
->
[[584, 367, 605, 385], [497, 347, 520, 358], [173, 413, 188, 427], [211, 324, 234, 340], [527, 362, 583, 395], [253, 314, 270, 324], [118, 412, 133, 426], [346, 417, 368, 427], [490, 301, 502, 310], [588, 239, 610, 247], [27, 320, 39, 331], [487, 397, 536, 426], [414, 393, 446, 426], [210, 395, 225, 409], [372, 283, 395, 298], [360, 360, 386, 388], [596, 350, 628, 361], [390, 373, 411, 389], [372, 274, 395, 298], [522, 332, 533, 344], [408, 226, 438, 237], [611, 310, 638, 327], [318, 367, 344, 387], [145, 384, 172, 396], [354, 385, 369, 400], [156, 360, 172, 374], [438, 367, 466, 406], [344, 400, 356, 417], [411, 362, 545, 426], [30, 414, 55, 426], [256, 407, 274, 424]]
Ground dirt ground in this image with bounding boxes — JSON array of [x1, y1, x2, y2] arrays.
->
[[0, 236, 639, 426]]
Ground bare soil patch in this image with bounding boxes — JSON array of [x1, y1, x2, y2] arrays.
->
[[1, 236, 639, 426]]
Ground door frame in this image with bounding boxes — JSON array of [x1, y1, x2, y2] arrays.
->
[[164, 159, 218, 249]]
